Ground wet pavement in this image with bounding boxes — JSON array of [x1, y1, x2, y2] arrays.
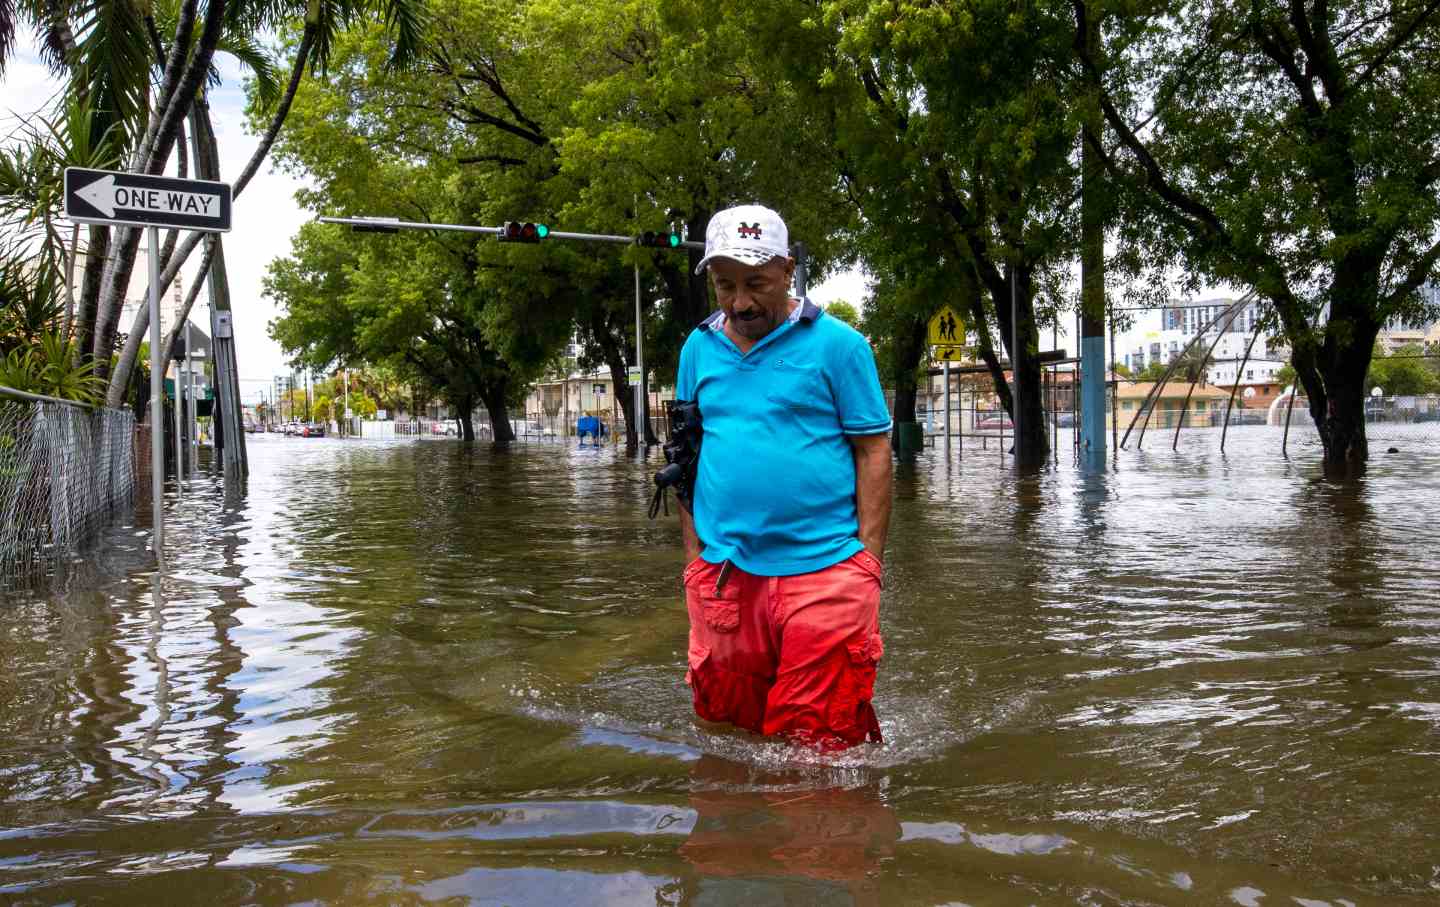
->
[[2, 430, 1438, 904]]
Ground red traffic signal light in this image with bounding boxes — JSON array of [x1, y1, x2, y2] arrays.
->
[[500, 221, 549, 243], [636, 230, 682, 249]]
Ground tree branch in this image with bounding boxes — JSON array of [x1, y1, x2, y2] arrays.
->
[[1353, 0, 1440, 90]]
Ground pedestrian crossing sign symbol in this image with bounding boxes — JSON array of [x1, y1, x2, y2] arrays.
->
[[928, 305, 966, 348]]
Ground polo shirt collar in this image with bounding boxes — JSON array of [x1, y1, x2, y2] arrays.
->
[[697, 297, 822, 333]]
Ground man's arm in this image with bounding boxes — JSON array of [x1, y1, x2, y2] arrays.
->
[[680, 503, 703, 564], [849, 433, 893, 558]]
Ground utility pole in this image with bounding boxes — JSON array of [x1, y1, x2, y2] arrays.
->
[[1079, 8, 1108, 468]]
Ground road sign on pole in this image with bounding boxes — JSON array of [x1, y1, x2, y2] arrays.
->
[[64, 167, 232, 231], [927, 305, 966, 347], [65, 168, 232, 571]]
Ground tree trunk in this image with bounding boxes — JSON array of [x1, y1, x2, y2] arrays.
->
[[642, 370, 659, 445], [477, 388, 515, 448], [91, 0, 228, 372], [156, 236, 217, 367], [103, 27, 316, 408], [889, 312, 928, 453], [1315, 330, 1378, 473], [591, 310, 637, 450], [74, 225, 108, 357], [458, 393, 475, 442], [989, 265, 1049, 469]]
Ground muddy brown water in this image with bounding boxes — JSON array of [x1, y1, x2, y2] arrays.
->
[[2, 430, 1438, 904]]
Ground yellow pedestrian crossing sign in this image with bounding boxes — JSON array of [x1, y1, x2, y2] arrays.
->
[[928, 305, 966, 347], [932, 344, 965, 361]]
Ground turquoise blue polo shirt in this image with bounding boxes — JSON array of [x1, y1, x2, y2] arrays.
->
[[675, 298, 892, 576]]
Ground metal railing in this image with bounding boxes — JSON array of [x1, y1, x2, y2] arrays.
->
[[1, 386, 135, 588]]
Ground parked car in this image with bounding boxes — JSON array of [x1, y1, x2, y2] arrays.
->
[[973, 412, 1014, 432], [522, 421, 558, 439]]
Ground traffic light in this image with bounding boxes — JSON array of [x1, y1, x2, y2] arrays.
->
[[636, 230, 681, 249], [500, 221, 549, 243]]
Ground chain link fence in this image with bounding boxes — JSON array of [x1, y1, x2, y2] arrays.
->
[[1, 388, 135, 588]]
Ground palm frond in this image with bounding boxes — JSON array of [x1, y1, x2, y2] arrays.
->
[[68, 0, 155, 154], [1, 0, 17, 75], [379, 0, 425, 69], [218, 27, 281, 108]]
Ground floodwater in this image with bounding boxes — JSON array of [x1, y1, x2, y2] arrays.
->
[[2, 429, 1438, 905]]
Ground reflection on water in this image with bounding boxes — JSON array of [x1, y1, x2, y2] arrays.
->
[[2, 434, 1439, 903]]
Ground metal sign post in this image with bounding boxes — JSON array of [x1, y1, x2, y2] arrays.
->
[[172, 325, 184, 495], [148, 227, 165, 563], [943, 360, 952, 457], [65, 167, 232, 568]]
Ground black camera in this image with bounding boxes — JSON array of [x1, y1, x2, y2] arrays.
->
[[649, 400, 702, 518]]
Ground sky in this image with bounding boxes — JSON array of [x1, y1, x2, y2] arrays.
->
[[3, 36, 869, 404]]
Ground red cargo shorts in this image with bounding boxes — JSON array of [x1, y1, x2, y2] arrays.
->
[[682, 549, 885, 750]]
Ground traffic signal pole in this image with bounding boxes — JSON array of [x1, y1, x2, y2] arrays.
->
[[318, 216, 705, 251], [320, 215, 816, 450], [320, 216, 704, 450]]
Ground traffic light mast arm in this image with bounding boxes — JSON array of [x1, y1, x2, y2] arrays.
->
[[318, 215, 704, 249]]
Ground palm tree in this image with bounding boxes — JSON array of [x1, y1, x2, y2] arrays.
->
[[3, 0, 423, 401], [101, 0, 427, 409]]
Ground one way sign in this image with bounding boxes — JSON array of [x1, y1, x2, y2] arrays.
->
[[64, 167, 231, 232]]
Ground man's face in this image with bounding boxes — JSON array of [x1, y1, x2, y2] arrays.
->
[[709, 256, 796, 342]]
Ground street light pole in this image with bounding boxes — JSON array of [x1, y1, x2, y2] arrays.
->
[[634, 262, 645, 448]]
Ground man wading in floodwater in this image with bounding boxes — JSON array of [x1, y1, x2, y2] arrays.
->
[[672, 204, 893, 750]]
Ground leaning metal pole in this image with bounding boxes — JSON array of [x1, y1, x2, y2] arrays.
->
[[1220, 308, 1276, 452], [1120, 295, 1253, 449], [1172, 299, 1253, 451]]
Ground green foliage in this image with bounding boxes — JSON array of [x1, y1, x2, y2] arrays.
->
[[1368, 343, 1440, 396], [823, 300, 860, 329], [0, 253, 64, 352], [0, 332, 104, 403], [1082, 0, 1440, 458], [1136, 361, 1168, 382]]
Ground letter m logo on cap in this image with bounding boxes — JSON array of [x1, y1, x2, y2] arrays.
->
[[737, 222, 763, 239]]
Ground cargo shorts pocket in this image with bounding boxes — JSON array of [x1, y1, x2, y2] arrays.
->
[[682, 556, 709, 587], [687, 646, 766, 732], [700, 594, 740, 633], [828, 633, 884, 745], [853, 549, 884, 589]]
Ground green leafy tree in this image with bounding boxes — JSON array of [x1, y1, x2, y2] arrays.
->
[[1136, 361, 1168, 382], [1368, 343, 1440, 397], [824, 300, 860, 329], [1074, 0, 1440, 469], [260, 1, 854, 448], [720, 0, 1095, 467]]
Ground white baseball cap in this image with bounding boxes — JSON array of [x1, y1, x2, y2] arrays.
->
[[693, 204, 790, 275]]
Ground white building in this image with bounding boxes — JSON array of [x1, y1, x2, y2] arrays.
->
[[1116, 297, 1287, 385]]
